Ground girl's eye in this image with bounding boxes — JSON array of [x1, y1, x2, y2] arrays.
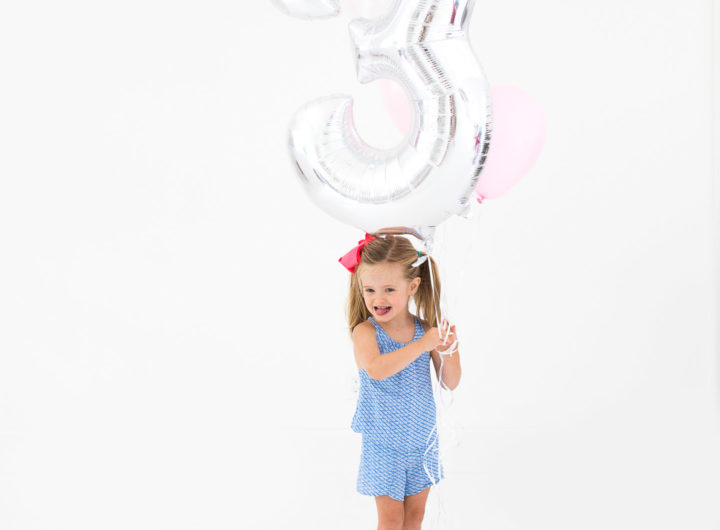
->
[[386, 288, 394, 292]]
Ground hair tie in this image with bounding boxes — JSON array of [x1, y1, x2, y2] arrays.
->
[[412, 250, 428, 268]]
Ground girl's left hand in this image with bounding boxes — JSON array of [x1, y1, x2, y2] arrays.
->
[[435, 323, 457, 354]]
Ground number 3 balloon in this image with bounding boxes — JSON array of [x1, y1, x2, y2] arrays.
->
[[288, 0, 492, 241]]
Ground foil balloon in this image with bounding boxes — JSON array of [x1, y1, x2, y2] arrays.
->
[[341, 0, 390, 19], [271, 0, 339, 19], [288, 0, 492, 239]]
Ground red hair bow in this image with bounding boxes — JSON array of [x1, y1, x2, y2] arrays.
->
[[338, 233, 377, 273]]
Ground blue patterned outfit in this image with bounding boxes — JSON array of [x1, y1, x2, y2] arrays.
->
[[351, 315, 444, 501]]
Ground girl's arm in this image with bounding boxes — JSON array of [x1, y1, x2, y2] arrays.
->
[[430, 347, 461, 390], [352, 321, 430, 380], [426, 323, 462, 390]]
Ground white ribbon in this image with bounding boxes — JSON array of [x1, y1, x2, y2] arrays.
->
[[420, 246, 459, 530]]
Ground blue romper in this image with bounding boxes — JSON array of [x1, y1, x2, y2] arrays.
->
[[351, 315, 444, 501]]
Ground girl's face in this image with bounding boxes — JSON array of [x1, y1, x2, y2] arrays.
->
[[358, 261, 420, 323]]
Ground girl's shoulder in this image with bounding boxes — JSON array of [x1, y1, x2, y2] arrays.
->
[[351, 319, 375, 339]]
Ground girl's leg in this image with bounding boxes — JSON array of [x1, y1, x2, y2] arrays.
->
[[375, 495, 404, 530], [402, 486, 430, 530]]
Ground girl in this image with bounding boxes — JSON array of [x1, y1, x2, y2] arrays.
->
[[340, 232, 462, 530]]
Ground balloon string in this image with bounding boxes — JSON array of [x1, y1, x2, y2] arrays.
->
[[421, 242, 458, 530]]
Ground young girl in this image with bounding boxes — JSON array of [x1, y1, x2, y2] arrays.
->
[[340, 232, 462, 530]]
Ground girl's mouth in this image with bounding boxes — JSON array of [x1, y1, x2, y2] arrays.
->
[[374, 306, 391, 316]]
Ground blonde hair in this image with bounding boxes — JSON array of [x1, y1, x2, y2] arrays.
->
[[345, 234, 441, 335]]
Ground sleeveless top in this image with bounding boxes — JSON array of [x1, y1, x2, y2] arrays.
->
[[350, 315, 437, 451]]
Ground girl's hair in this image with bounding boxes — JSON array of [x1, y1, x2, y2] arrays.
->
[[346, 234, 441, 335]]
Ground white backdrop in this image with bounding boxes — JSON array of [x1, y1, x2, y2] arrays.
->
[[1, 1, 718, 529]]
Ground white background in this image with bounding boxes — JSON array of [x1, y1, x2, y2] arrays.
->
[[1, 1, 719, 529]]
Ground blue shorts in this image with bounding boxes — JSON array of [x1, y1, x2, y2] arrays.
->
[[357, 435, 444, 502]]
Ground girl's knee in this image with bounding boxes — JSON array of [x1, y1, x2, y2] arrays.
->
[[402, 508, 425, 528]]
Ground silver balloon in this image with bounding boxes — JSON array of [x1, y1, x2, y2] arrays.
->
[[288, 0, 492, 236], [271, 0, 339, 19]]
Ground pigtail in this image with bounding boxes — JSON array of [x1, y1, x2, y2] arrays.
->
[[346, 271, 370, 336], [414, 254, 442, 330]]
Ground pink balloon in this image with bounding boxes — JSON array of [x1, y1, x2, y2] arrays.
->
[[474, 86, 546, 202], [377, 78, 411, 136], [376, 83, 545, 203]]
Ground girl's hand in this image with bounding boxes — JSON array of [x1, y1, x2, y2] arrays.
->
[[435, 324, 457, 355], [423, 321, 456, 352]]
